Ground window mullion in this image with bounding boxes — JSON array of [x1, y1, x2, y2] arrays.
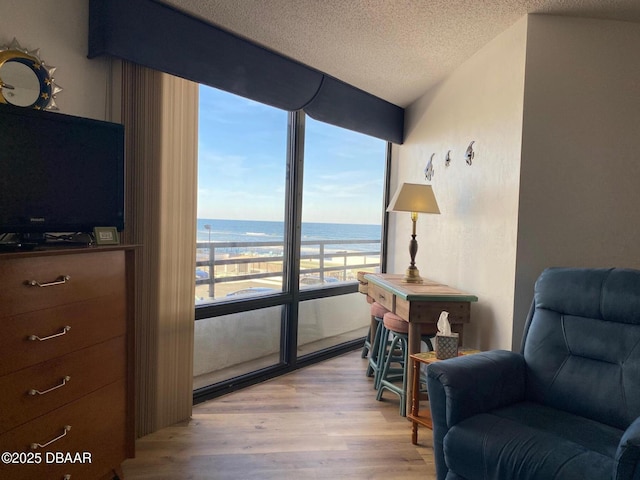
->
[[281, 110, 305, 365], [380, 142, 392, 273]]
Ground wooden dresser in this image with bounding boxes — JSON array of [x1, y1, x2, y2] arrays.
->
[[0, 246, 136, 480]]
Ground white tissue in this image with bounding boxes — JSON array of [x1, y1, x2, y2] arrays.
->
[[437, 311, 451, 336]]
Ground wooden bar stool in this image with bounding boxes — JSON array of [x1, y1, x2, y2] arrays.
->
[[376, 311, 436, 416]]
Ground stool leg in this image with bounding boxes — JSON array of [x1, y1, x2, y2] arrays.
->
[[366, 318, 383, 378], [423, 336, 434, 352], [361, 320, 372, 358], [376, 333, 404, 403], [376, 332, 412, 417], [373, 324, 391, 389], [376, 332, 434, 418]]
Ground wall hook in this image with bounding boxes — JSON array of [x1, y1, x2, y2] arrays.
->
[[465, 141, 475, 165], [445, 150, 452, 167], [424, 153, 435, 181]]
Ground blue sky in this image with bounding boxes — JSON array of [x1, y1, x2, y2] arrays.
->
[[197, 85, 386, 225]]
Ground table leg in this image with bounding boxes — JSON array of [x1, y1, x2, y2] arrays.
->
[[406, 322, 421, 417], [411, 357, 420, 445]]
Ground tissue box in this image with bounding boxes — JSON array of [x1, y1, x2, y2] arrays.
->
[[435, 333, 459, 360]]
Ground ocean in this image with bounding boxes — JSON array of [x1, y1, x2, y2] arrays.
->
[[196, 218, 381, 254]]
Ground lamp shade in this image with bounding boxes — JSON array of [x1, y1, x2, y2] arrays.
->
[[387, 183, 440, 214]]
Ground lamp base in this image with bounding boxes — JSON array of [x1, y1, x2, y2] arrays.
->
[[403, 266, 423, 284]]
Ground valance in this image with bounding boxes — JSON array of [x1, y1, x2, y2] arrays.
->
[[88, 0, 404, 143]]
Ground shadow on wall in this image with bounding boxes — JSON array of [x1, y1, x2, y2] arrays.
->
[[468, 301, 501, 352], [403, 80, 447, 140]]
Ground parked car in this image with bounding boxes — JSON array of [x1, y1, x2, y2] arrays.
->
[[195, 268, 209, 280]]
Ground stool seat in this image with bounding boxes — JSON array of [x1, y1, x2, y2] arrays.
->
[[371, 302, 389, 319], [363, 302, 390, 367], [383, 312, 438, 337]]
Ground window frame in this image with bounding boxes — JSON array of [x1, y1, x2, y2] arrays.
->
[[193, 107, 391, 404]]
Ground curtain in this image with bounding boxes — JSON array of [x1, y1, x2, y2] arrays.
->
[[120, 61, 198, 437]]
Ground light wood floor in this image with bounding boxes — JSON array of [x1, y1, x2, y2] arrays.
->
[[122, 350, 436, 479]]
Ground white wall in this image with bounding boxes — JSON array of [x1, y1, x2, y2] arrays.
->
[[391, 17, 528, 350], [0, 0, 112, 120], [394, 14, 640, 351], [512, 16, 640, 345]]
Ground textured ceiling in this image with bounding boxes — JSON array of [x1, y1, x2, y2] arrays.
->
[[160, 0, 640, 107]]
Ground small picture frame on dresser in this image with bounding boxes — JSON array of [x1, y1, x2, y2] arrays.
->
[[94, 226, 120, 245]]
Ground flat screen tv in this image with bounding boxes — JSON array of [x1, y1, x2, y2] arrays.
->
[[0, 105, 125, 239]]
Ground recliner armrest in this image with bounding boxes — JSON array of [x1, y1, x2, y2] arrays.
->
[[427, 350, 526, 480], [427, 350, 526, 427], [615, 416, 640, 480]]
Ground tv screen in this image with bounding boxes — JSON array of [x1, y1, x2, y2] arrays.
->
[[0, 105, 125, 236]]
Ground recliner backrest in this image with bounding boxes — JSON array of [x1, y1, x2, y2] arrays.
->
[[522, 267, 640, 430]]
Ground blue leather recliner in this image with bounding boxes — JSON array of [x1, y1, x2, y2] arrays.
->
[[427, 267, 640, 480]]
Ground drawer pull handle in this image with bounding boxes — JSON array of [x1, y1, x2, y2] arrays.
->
[[29, 376, 71, 396], [30, 425, 71, 450], [378, 294, 386, 300], [28, 326, 71, 342], [26, 275, 71, 288]]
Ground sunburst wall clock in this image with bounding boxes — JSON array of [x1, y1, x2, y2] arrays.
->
[[0, 38, 62, 110]]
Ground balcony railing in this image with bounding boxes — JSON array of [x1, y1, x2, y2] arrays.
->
[[195, 238, 381, 301], [193, 237, 380, 388]]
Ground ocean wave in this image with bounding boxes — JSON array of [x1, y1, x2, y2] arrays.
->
[[197, 219, 381, 246]]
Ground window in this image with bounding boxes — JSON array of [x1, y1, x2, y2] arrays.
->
[[196, 86, 287, 303], [297, 117, 386, 356], [194, 86, 388, 400]]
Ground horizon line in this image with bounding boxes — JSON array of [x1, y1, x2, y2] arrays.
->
[[197, 218, 382, 227]]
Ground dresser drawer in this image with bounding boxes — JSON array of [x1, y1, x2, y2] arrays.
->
[[0, 250, 125, 318], [0, 336, 126, 432], [0, 294, 126, 377], [367, 282, 395, 312], [0, 379, 127, 480]]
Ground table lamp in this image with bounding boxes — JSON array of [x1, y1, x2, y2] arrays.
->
[[387, 183, 440, 283]]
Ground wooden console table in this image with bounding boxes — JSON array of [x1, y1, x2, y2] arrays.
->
[[364, 273, 478, 415]]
